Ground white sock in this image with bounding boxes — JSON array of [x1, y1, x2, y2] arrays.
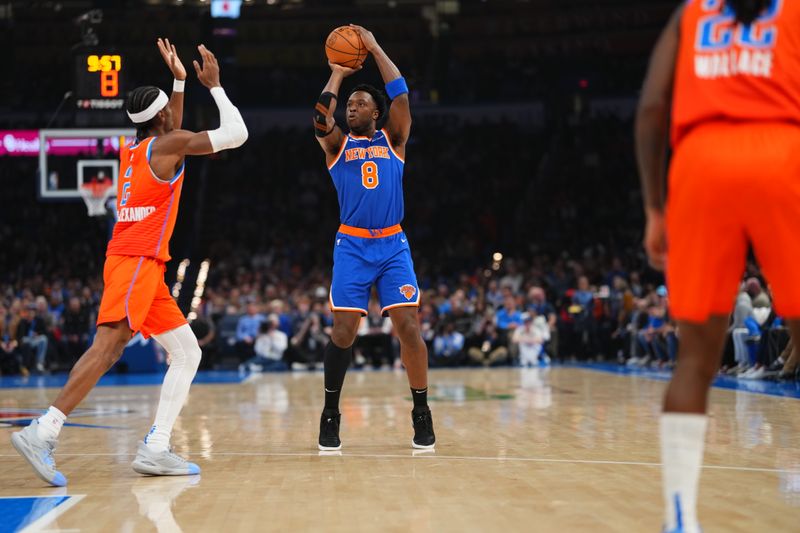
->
[[36, 406, 66, 442], [146, 325, 201, 453], [660, 413, 708, 533]]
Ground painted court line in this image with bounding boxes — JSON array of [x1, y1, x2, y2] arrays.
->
[[17, 494, 85, 533], [0, 451, 795, 475], [0, 495, 68, 498]]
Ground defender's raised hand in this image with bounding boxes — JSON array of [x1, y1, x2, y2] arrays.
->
[[157, 38, 186, 81], [193, 44, 221, 89]]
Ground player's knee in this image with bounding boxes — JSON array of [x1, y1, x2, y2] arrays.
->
[[90, 324, 130, 363], [331, 325, 357, 348], [675, 354, 716, 383], [109, 338, 130, 366], [394, 314, 422, 343], [97, 332, 129, 356], [172, 345, 202, 369], [186, 342, 202, 370], [331, 316, 359, 347]]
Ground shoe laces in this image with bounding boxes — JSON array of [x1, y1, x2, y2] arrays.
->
[[40, 453, 54, 467], [39, 439, 57, 467], [321, 415, 339, 437], [165, 447, 188, 464], [413, 410, 432, 432]]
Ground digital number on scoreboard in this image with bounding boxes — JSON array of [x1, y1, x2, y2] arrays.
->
[[75, 53, 125, 110]]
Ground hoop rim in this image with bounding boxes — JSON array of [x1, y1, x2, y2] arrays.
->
[[79, 181, 115, 216], [79, 181, 115, 198]]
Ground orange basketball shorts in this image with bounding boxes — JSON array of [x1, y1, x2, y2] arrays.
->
[[666, 120, 800, 322], [97, 255, 187, 338]]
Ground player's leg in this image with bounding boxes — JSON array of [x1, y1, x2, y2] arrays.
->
[[10, 320, 131, 486], [131, 324, 201, 476], [11, 255, 161, 486], [387, 306, 435, 449], [132, 281, 200, 476], [318, 311, 361, 451], [660, 317, 728, 533], [659, 123, 748, 533], [52, 321, 133, 416], [378, 236, 434, 448], [321, 237, 371, 450], [147, 325, 201, 453], [388, 307, 427, 388], [744, 122, 800, 381], [325, 310, 361, 410]]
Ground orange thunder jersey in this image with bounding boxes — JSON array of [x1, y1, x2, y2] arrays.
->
[[672, 0, 800, 145], [105, 136, 185, 262]]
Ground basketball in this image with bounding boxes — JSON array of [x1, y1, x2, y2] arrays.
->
[[325, 26, 367, 69]]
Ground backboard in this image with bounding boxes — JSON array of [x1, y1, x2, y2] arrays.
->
[[38, 128, 134, 200]]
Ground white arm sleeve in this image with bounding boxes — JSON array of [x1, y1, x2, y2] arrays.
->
[[206, 86, 249, 153]]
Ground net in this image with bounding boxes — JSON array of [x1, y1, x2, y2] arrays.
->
[[79, 180, 115, 217]]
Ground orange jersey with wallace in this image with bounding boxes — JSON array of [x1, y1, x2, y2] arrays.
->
[[672, 0, 800, 146], [106, 136, 185, 262]]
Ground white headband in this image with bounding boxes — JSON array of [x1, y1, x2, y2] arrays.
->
[[127, 90, 169, 124]]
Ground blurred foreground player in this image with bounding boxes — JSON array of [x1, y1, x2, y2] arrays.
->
[[636, 1, 800, 531], [313, 25, 434, 450], [11, 40, 248, 486]]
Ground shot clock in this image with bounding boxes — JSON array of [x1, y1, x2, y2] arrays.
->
[[74, 52, 126, 110]]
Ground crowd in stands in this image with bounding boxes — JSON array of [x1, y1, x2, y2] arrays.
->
[[3, 245, 797, 383], [2, 110, 798, 381], [0, 277, 99, 376]]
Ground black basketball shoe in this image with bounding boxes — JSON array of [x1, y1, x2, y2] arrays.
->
[[411, 407, 435, 449], [318, 409, 342, 451]]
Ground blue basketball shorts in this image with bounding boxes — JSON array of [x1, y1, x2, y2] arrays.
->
[[329, 230, 420, 315]]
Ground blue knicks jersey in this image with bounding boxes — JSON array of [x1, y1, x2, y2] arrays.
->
[[328, 129, 405, 229]]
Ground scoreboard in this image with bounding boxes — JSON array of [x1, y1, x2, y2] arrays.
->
[[74, 52, 125, 110]]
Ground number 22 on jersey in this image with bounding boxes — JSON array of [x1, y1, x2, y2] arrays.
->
[[696, 0, 782, 51]]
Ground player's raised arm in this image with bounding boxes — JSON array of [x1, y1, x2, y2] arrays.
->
[[635, 6, 682, 271], [157, 38, 186, 130], [350, 25, 410, 152], [314, 62, 360, 160], [153, 45, 248, 159]]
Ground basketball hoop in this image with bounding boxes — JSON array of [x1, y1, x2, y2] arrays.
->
[[80, 180, 115, 217]]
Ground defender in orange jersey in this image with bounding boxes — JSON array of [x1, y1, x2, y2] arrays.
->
[[11, 39, 248, 486], [636, 1, 800, 531]]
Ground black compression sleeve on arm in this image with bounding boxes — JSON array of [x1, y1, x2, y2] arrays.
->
[[314, 92, 337, 137]]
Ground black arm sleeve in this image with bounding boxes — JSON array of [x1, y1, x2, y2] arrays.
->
[[314, 92, 336, 137]]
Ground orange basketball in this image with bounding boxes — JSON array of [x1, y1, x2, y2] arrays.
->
[[325, 26, 367, 69]]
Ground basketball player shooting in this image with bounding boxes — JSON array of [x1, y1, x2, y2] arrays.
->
[[636, 1, 800, 531], [11, 39, 248, 486], [314, 25, 435, 450]]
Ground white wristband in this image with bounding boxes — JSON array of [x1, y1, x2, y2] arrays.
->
[[173, 79, 185, 93]]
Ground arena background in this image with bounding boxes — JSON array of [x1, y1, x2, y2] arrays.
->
[[1, 3, 799, 532], [1, 0, 684, 373]]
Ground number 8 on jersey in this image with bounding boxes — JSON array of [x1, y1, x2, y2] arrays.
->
[[361, 161, 379, 189]]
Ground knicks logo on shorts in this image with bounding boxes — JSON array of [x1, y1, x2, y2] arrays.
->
[[399, 284, 417, 301]]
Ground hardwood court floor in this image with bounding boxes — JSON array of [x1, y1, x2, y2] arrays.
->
[[1, 367, 799, 532]]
